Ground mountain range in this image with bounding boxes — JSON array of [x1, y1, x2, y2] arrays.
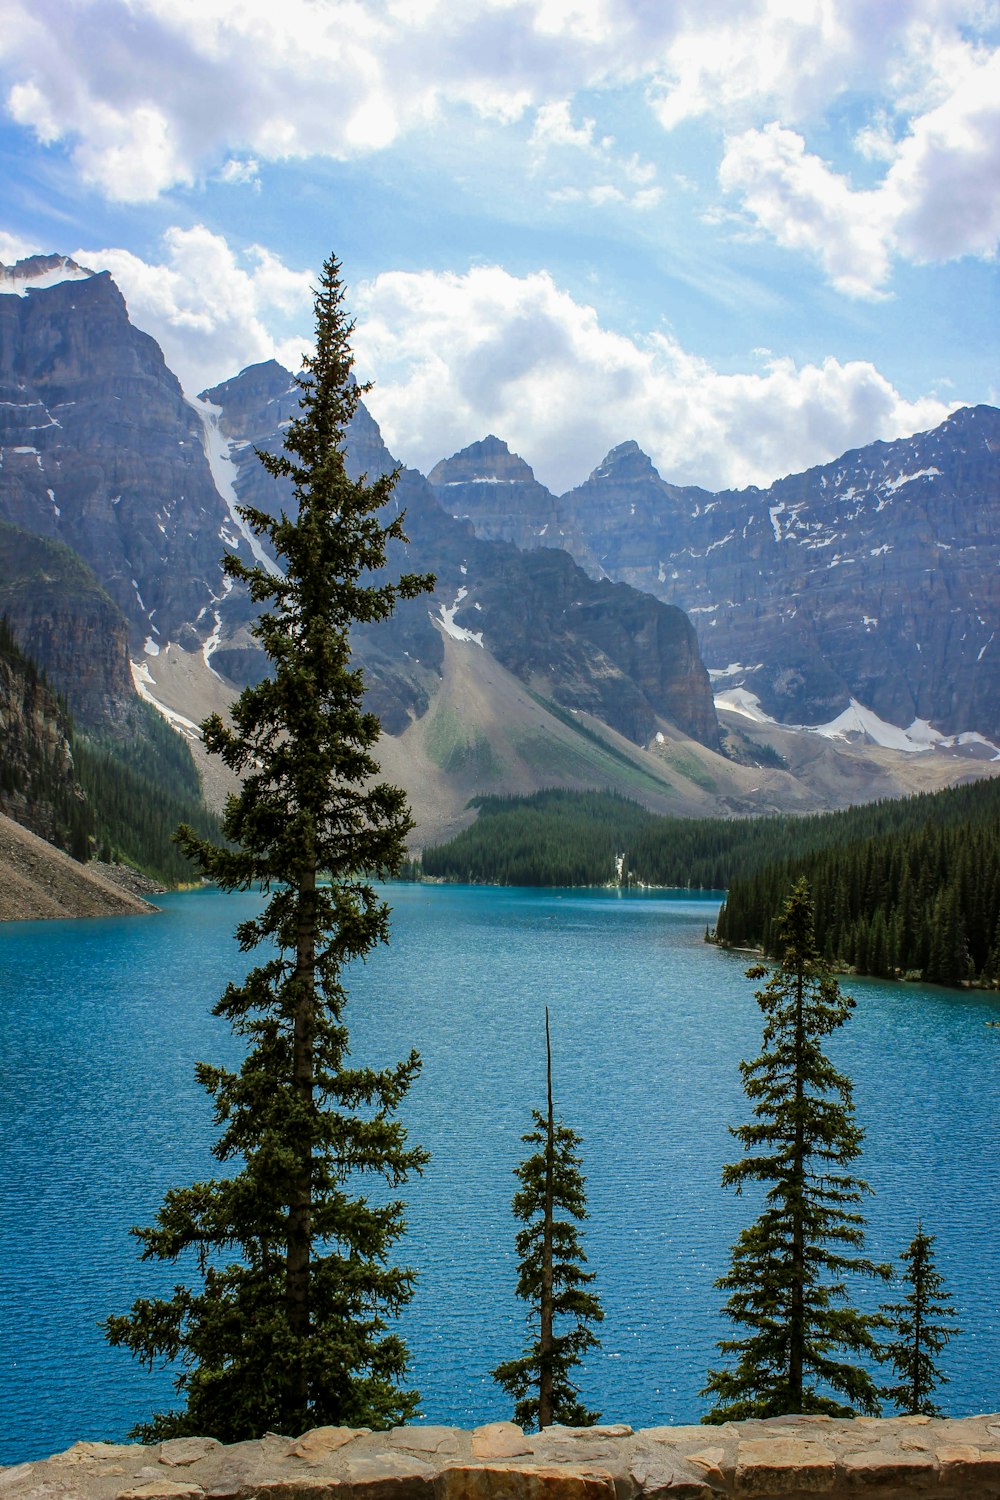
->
[[428, 414, 1000, 739], [0, 253, 997, 852]]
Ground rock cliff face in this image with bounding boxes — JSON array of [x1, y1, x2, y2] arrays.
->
[[429, 411, 1000, 739], [0, 520, 134, 726], [204, 364, 720, 750], [0, 625, 81, 848], [427, 436, 573, 550], [0, 259, 242, 649]]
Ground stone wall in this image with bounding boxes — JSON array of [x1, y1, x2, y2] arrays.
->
[[5, 1416, 1000, 1500]]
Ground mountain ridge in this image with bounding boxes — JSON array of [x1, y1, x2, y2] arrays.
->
[[427, 406, 1000, 740], [1, 253, 996, 852]]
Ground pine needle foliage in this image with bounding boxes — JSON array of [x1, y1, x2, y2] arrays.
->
[[105, 255, 434, 1443], [493, 1009, 604, 1430], [879, 1225, 960, 1416], [703, 879, 889, 1422]]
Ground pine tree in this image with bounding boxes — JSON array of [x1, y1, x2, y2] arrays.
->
[[492, 1008, 604, 1429], [879, 1225, 960, 1416], [702, 879, 889, 1422], [105, 255, 435, 1442]]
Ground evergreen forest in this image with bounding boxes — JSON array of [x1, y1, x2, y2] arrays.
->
[[420, 780, 1000, 987], [713, 779, 1000, 986]]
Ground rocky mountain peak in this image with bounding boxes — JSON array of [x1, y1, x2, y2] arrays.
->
[[426, 432, 571, 552], [0, 271, 237, 646], [589, 440, 659, 483], [0, 254, 95, 296], [428, 434, 537, 487]]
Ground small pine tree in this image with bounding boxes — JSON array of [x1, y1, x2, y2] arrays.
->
[[703, 878, 889, 1422], [492, 1008, 603, 1429], [105, 254, 434, 1441], [879, 1225, 960, 1416]]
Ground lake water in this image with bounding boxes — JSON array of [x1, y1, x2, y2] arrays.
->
[[1, 883, 998, 1462]]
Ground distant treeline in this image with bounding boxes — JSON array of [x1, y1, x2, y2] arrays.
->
[[421, 790, 662, 887], [420, 779, 1000, 986], [715, 776, 1000, 987]]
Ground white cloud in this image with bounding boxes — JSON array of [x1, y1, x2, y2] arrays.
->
[[3, 0, 992, 229], [531, 97, 661, 208], [719, 124, 894, 298], [351, 265, 953, 492], [217, 157, 261, 189], [71, 227, 314, 394], [0, 229, 43, 264], [719, 41, 1000, 296], [887, 43, 1000, 262]]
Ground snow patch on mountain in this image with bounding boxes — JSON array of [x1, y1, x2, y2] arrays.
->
[[130, 660, 201, 739], [435, 587, 484, 646], [189, 395, 281, 578], [716, 689, 1000, 759], [715, 688, 774, 723], [884, 467, 941, 492], [0, 255, 93, 297]]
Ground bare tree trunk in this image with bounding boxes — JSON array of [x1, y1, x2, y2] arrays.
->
[[539, 1006, 555, 1428]]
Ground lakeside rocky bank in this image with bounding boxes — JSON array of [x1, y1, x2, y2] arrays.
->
[[0, 812, 158, 921], [5, 1416, 1000, 1500]]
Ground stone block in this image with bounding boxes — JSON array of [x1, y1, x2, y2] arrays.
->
[[388, 1430, 461, 1458], [345, 1454, 437, 1500], [937, 1445, 1000, 1493], [735, 1438, 835, 1495], [285, 1431, 363, 1464], [159, 1442, 223, 1469], [471, 1428, 533, 1462], [841, 1450, 937, 1489], [116, 1483, 205, 1500], [0, 1467, 34, 1490], [437, 1464, 616, 1500], [629, 1448, 721, 1498], [58, 1445, 142, 1466]]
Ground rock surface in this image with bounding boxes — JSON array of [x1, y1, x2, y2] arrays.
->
[[428, 411, 1000, 740], [0, 519, 134, 727], [6, 1418, 1000, 1500], [0, 810, 156, 921], [0, 265, 241, 648], [205, 363, 721, 752]]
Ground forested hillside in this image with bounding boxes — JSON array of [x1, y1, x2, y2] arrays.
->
[[75, 703, 221, 884], [714, 777, 1000, 987], [0, 615, 91, 858], [421, 782, 999, 888]]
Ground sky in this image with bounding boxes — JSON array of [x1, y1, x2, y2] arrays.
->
[[0, 0, 997, 495]]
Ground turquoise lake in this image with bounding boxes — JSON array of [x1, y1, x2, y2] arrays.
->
[[1, 883, 998, 1462]]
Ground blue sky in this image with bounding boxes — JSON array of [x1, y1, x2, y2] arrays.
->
[[1, 0, 997, 493]]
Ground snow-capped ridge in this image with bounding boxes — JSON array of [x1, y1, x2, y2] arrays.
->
[[717, 690, 1000, 759], [0, 255, 94, 297]]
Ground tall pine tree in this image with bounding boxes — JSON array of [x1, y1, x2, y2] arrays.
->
[[492, 1008, 604, 1429], [703, 879, 888, 1422], [879, 1225, 960, 1416], [105, 255, 434, 1442]]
